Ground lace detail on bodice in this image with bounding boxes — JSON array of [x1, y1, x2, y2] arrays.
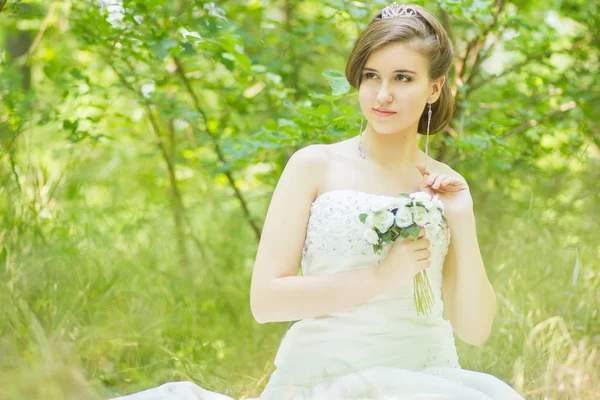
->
[[301, 189, 451, 276]]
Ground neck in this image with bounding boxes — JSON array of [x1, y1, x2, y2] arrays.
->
[[360, 123, 426, 171]]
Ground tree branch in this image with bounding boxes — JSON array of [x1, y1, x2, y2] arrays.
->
[[172, 55, 262, 241], [26, 2, 57, 60], [458, 0, 507, 82]]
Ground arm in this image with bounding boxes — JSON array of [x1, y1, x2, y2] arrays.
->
[[254, 265, 388, 323], [250, 145, 397, 324], [442, 206, 497, 346], [418, 162, 497, 346]]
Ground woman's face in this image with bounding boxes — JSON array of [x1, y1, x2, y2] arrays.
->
[[358, 41, 443, 135]]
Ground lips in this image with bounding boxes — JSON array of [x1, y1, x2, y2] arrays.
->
[[373, 108, 397, 117]]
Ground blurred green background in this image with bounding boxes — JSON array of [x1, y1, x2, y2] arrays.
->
[[0, 0, 598, 399]]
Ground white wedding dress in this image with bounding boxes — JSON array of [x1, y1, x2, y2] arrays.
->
[[112, 190, 526, 400]]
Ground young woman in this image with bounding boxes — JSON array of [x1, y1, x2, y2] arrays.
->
[[113, 3, 526, 399]]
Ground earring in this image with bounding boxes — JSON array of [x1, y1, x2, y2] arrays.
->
[[358, 116, 366, 159], [425, 102, 432, 169]]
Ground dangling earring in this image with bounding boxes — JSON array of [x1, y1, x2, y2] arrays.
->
[[358, 116, 366, 159], [424, 102, 432, 169]]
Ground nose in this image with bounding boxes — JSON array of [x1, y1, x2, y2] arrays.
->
[[376, 81, 393, 104]]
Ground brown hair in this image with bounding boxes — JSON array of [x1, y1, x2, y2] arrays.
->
[[345, 4, 454, 135]]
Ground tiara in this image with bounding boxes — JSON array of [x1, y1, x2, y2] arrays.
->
[[380, 3, 418, 19], [376, 3, 439, 40]]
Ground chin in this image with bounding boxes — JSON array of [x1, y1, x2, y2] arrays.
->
[[370, 123, 408, 136]]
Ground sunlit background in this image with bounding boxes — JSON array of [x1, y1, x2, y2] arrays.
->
[[1, 1, 598, 399]]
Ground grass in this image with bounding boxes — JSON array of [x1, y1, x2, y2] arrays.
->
[[1, 143, 598, 400]]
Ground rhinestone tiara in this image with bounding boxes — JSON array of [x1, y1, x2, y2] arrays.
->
[[375, 2, 439, 40], [380, 3, 418, 19]]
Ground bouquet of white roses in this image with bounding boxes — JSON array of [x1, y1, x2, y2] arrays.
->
[[359, 191, 446, 316]]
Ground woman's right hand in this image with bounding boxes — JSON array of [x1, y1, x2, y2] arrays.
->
[[375, 227, 432, 293]]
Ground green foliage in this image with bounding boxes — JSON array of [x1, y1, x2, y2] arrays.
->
[[0, 0, 598, 399]]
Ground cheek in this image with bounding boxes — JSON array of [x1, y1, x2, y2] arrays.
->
[[358, 84, 374, 97], [358, 87, 375, 109], [395, 84, 427, 101]]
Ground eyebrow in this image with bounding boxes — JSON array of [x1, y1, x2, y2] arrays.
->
[[363, 67, 418, 75]]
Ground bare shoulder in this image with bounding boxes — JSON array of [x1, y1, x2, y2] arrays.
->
[[286, 144, 331, 191], [289, 143, 330, 168], [431, 158, 466, 182]]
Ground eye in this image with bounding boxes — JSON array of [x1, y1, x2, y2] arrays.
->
[[361, 72, 412, 82]]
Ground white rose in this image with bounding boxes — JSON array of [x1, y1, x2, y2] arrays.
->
[[432, 195, 444, 212], [429, 208, 443, 226], [395, 206, 414, 228], [425, 223, 441, 237], [363, 228, 380, 245], [409, 191, 433, 210], [370, 199, 393, 213], [369, 210, 395, 233], [389, 196, 412, 210], [411, 205, 430, 227]]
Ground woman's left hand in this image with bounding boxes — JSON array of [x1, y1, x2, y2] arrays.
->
[[416, 163, 473, 216]]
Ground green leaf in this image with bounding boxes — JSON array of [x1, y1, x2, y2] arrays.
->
[[333, 81, 350, 96], [63, 119, 79, 132], [179, 42, 196, 56], [382, 229, 393, 243], [322, 70, 345, 79], [150, 38, 178, 60], [217, 33, 251, 71], [359, 213, 367, 223], [407, 224, 420, 240], [69, 69, 84, 80], [308, 92, 340, 103], [322, 69, 350, 95], [329, 77, 350, 96], [220, 53, 235, 71]]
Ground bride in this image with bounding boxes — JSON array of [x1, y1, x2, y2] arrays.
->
[[113, 3, 526, 399]]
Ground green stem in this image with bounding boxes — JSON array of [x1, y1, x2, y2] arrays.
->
[[413, 270, 434, 316]]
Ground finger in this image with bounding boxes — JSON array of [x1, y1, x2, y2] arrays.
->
[[415, 249, 432, 260], [440, 177, 452, 187], [445, 182, 463, 191], [415, 163, 430, 176], [432, 175, 446, 189], [426, 173, 439, 187], [417, 259, 431, 270], [413, 237, 430, 250], [443, 179, 468, 192], [418, 227, 426, 238], [439, 178, 459, 192]]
